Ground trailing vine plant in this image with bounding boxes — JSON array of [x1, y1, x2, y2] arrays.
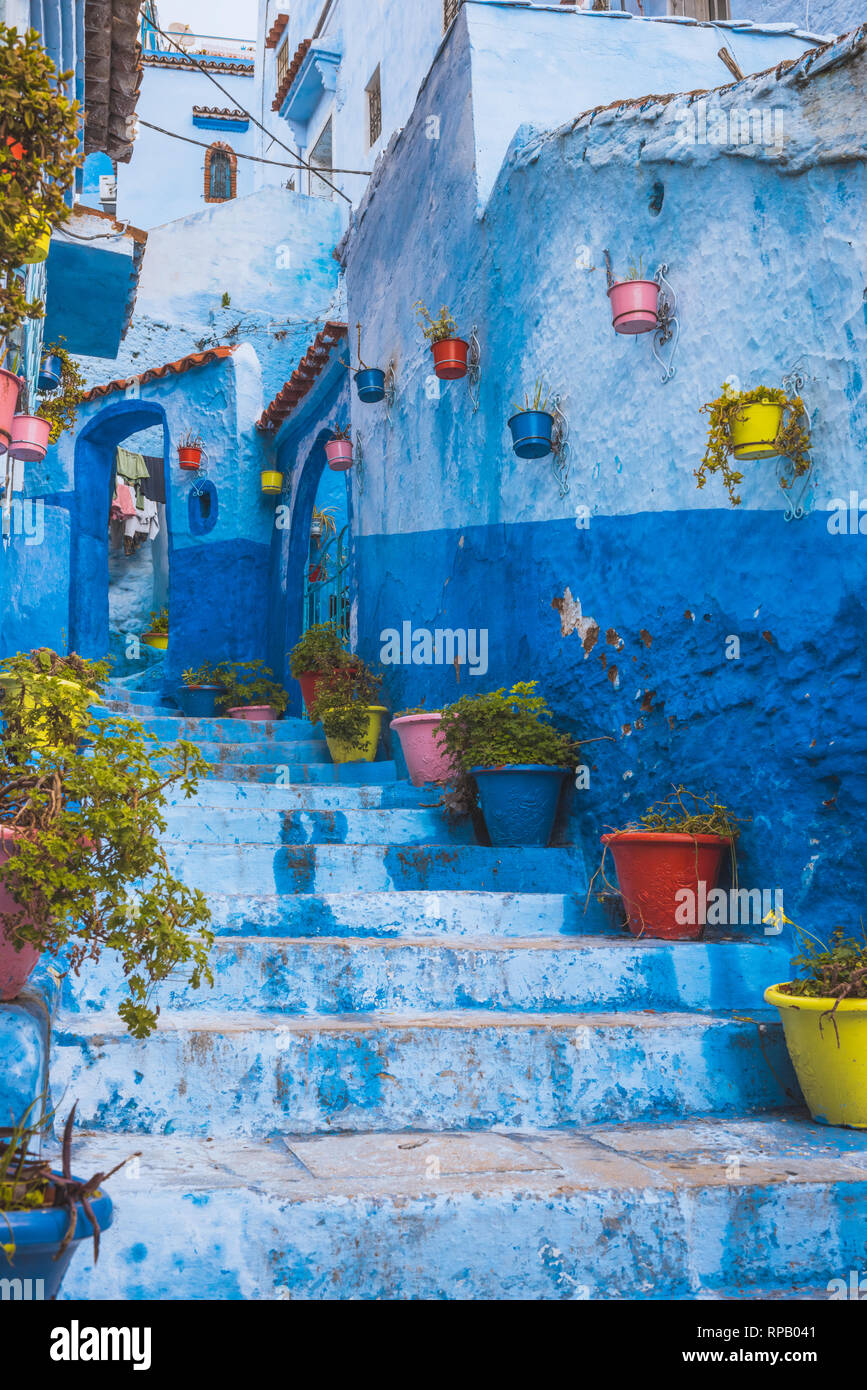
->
[[36, 340, 86, 443], [697, 383, 812, 507]]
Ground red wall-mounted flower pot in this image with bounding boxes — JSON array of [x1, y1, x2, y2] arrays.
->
[[325, 438, 353, 471], [431, 338, 469, 380], [608, 280, 660, 335], [178, 446, 202, 470], [601, 831, 729, 941]]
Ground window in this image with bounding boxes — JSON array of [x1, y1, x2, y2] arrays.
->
[[204, 142, 237, 202], [366, 66, 382, 147], [443, 0, 462, 32], [276, 38, 290, 86], [188, 480, 218, 536], [308, 117, 333, 199], [668, 0, 730, 17]]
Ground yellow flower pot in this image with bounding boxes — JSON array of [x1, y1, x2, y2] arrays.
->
[[765, 983, 867, 1129], [142, 632, 169, 650], [729, 401, 784, 461], [324, 705, 386, 764], [261, 470, 283, 495]]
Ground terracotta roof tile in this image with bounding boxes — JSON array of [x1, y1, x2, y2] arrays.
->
[[272, 38, 312, 111], [257, 322, 347, 431], [265, 13, 290, 49], [82, 346, 236, 402]]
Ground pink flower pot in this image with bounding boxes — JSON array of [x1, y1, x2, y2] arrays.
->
[[608, 279, 660, 335], [0, 369, 22, 456], [325, 438, 353, 471], [0, 827, 40, 1001], [226, 704, 279, 722], [390, 713, 457, 787], [9, 414, 51, 462]]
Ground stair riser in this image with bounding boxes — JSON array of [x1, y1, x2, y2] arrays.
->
[[165, 763, 399, 784], [59, 1179, 866, 1301], [94, 712, 321, 742], [156, 742, 331, 765], [168, 782, 432, 810], [61, 940, 790, 1016], [51, 1020, 798, 1136], [159, 807, 472, 846], [164, 844, 590, 893]]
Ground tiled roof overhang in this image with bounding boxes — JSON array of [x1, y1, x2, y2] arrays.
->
[[257, 322, 347, 431], [266, 14, 290, 50], [82, 346, 236, 402], [142, 52, 255, 75], [83, 0, 144, 164], [272, 38, 311, 111]]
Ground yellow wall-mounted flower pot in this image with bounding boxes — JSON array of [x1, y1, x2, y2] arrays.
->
[[142, 632, 169, 650], [261, 470, 283, 495], [765, 983, 867, 1129], [729, 401, 784, 461], [324, 705, 386, 764]]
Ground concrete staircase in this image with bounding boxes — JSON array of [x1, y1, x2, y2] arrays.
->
[[52, 685, 867, 1300]]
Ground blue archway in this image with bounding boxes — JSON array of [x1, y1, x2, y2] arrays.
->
[[70, 398, 171, 660]]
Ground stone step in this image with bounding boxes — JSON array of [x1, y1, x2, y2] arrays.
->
[[160, 805, 472, 845], [61, 935, 792, 1016], [50, 1008, 798, 1137], [181, 762, 399, 785], [157, 740, 332, 765], [163, 842, 592, 894], [204, 889, 608, 938], [166, 779, 439, 811], [59, 1115, 864, 1300], [94, 711, 323, 742]]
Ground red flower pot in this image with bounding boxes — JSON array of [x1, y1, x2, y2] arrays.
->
[[431, 338, 469, 380], [600, 831, 729, 941], [0, 369, 22, 456], [9, 414, 51, 463], [0, 827, 40, 1001], [178, 446, 202, 471], [296, 671, 324, 713], [324, 438, 353, 471]]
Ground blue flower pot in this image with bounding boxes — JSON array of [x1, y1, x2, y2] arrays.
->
[[355, 368, 386, 403], [0, 1188, 112, 1300], [37, 354, 63, 393], [471, 764, 567, 847], [508, 409, 554, 460], [178, 685, 222, 717]]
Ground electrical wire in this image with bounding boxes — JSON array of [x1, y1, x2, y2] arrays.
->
[[148, 19, 354, 204], [137, 119, 371, 176]]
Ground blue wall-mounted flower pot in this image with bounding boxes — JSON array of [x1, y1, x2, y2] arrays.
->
[[508, 409, 554, 459], [0, 1189, 112, 1300], [178, 685, 222, 717], [355, 368, 386, 403], [471, 764, 567, 846], [37, 354, 63, 393]]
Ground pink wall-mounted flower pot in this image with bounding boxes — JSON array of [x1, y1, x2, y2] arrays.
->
[[0, 827, 40, 1001], [0, 369, 22, 455], [324, 438, 353, 471], [390, 713, 457, 787], [9, 414, 51, 462], [608, 279, 660, 335], [226, 704, 279, 722]]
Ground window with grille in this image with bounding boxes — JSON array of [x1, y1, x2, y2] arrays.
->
[[366, 66, 382, 147], [443, 0, 462, 33], [209, 149, 231, 200], [668, 0, 731, 17], [276, 38, 290, 86]]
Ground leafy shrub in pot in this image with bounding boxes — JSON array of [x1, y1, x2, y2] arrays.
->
[[308, 658, 385, 763]]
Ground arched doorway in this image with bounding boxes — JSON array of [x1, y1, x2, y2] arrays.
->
[[70, 398, 171, 663]]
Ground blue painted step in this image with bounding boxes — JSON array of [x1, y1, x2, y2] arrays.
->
[[156, 740, 332, 765], [159, 805, 472, 845], [94, 711, 325, 742], [50, 1007, 798, 1137], [174, 762, 399, 785]]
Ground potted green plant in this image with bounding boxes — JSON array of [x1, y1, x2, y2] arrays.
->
[[415, 300, 468, 380], [508, 380, 555, 459], [213, 660, 289, 722], [179, 661, 223, 718], [308, 658, 385, 763], [599, 786, 741, 941], [177, 431, 206, 471], [765, 924, 867, 1130], [142, 607, 169, 651], [390, 701, 456, 787], [0, 682, 213, 1032], [697, 383, 811, 506], [0, 1098, 132, 1299], [288, 622, 354, 714], [324, 424, 353, 471], [0, 648, 108, 750], [437, 682, 578, 845], [607, 256, 660, 334]]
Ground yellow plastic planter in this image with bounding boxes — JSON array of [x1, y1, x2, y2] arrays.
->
[[729, 401, 784, 461], [324, 705, 386, 764], [261, 470, 283, 495], [765, 983, 867, 1129], [142, 632, 169, 650]]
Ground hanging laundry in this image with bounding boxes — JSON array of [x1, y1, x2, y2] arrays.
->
[[141, 454, 166, 506], [110, 481, 136, 521], [124, 494, 160, 543], [116, 446, 150, 508]]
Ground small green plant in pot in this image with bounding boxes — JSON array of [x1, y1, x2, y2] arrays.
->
[[179, 661, 223, 719], [308, 658, 385, 764], [697, 382, 811, 507], [598, 786, 742, 942], [415, 299, 468, 380], [142, 607, 169, 651], [508, 380, 555, 459], [437, 682, 578, 846], [0, 1097, 135, 1299], [0, 685, 214, 1033], [288, 622, 354, 716], [213, 660, 289, 722], [765, 923, 867, 1130]]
